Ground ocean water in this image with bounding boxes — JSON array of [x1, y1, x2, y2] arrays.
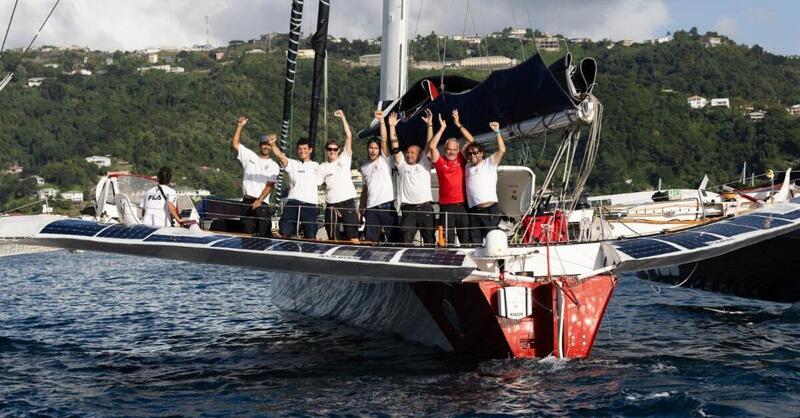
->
[[1, 251, 799, 417]]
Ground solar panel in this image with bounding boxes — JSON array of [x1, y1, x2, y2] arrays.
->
[[212, 237, 274, 251], [399, 249, 466, 266], [40, 219, 108, 237], [696, 223, 756, 237], [96, 224, 158, 240], [654, 232, 720, 250], [773, 209, 800, 221], [270, 241, 334, 254], [726, 215, 790, 230], [611, 238, 679, 258], [144, 234, 228, 244], [333, 246, 398, 262]]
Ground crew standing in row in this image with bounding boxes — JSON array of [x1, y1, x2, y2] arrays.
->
[[318, 110, 359, 241], [389, 112, 436, 244], [231, 116, 280, 237], [359, 110, 397, 242]]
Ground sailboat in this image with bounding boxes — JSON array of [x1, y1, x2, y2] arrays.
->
[[3, 0, 800, 360]]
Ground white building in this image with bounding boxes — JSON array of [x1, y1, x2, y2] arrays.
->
[[85, 156, 111, 167], [788, 104, 800, 116], [61, 191, 84, 203], [170, 66, 185, 73], [459, 56, 517, 70], [43, 63, 59, 69], [621, 39, 635, 47], [5, 162, 22, 175], [245, 49, 266, 54], [706, 37, 722, 47], [507, 28, 527, 39], [105, 57, 114, 66], [37, 188, 59, 200], [148, 53, 159, 63], [28, 175, 45, 186], [295, 49, 315, 59], [463, 36, 482, 45], [710, 98, 730, 108], [687, 95, 708, 109], [535, 37, 560, 52], [138, 65, 173, 73], [359, 53, 381, 67], [748, 110, 766, 121], [27, 77, 46, 87]]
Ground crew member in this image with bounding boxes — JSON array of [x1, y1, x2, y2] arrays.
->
[[231, 116, 280, 236], [140, 166, 182, 228], [269, 136, 320, 239], [318, 110, 359, 241], [464, 121, 506, 243], [425, 108, 473, 245], [359, 110, 397, 242], [388, 112, 435, 245]]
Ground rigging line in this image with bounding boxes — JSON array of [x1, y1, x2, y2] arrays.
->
[[550, 0, 569, 55], [0, 0, 19, 57], [524, 1, 542, 57], [507, 0, 526, 61], [412, 0, 424, 40], [461, 0, 470, 40], [25, 0, 61, 53], [669, 261, 700, 289]]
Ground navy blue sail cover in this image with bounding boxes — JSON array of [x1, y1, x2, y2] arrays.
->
[[390, 54, 578, 149]]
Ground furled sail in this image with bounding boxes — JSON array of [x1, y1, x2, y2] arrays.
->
[[307, 0, 330, 157], [275, 0, 305, 197]]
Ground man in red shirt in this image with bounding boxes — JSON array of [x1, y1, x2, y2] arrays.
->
[[424, 108, 474, 246]]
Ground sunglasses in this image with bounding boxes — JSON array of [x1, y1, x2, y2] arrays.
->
[[326, 147, 339, 152], [467, 150, 482, 155]]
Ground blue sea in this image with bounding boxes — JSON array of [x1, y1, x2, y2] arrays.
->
[[1, 250, 799, 417]]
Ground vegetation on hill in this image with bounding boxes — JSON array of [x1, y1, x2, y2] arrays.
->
[[1, 29, 800, 211]]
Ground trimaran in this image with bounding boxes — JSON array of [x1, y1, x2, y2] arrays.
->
[[3, 0, 800, 359]]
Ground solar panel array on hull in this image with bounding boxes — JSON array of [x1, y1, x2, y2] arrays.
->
[[773, 209, 800, 221], [40, 219, 108, 237], [611, 238, 679, 258], [332, 246, 398, 262], [96, 224, 158, 240], [726, 215, 790, 230], [399, 249, 466, 266], [654, 232, 720, 250], [211, 237, 274, 251], [270, 241, 333, 254], [695, 222, 755, 237], [144, 234, 228, 244]]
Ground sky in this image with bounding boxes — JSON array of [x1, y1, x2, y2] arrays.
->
[[1, 0, 798, 55]]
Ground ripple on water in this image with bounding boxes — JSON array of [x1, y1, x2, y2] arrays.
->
[[0, 253, 799, 416]]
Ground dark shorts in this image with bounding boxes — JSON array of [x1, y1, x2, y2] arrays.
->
[[324, 198, 359, 241], [279, 199, 319, 238], [363, 201, 398, 242]]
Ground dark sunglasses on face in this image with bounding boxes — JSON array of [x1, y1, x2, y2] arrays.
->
[[467, 150, 481, 155], [327, 147, 339, 152]]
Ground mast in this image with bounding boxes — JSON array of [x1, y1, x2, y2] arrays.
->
[[307, 0, 330, 158], [379, 0, 408, 102], [275, 0, 304, 198]]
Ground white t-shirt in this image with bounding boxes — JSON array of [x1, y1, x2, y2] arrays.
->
[[284, 158, 320, 204], [360, 155, 395, 208], [318, 149, 358, 204], [238, 144, 280, 201], [465, 157, 499, 208], [140, 185, 177, 227], [396, 156, 433, 205]]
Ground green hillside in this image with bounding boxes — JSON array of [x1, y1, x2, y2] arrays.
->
[[1, 29, 800, 211]]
